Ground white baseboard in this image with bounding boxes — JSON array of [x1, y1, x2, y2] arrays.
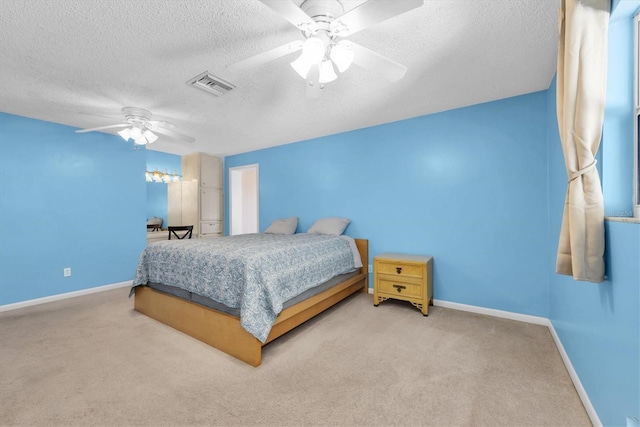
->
[[548, 322, 602, 427], [432, 299, 549, 325], [0, 280, 132, 312]]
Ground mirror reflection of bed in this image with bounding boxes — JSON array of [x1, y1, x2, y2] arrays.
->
[[147, 215, 167, 243]]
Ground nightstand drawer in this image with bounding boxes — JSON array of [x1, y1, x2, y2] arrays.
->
[[377, 278, 423, 299], [375, 261, 424, 279]]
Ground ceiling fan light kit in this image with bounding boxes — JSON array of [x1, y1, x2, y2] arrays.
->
[[117, 124, 159, 146], [75, 107, 195, 145], [232, 0, 424, 96]]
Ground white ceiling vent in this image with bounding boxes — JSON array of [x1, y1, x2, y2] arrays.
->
[[186, 71, 235, 97]]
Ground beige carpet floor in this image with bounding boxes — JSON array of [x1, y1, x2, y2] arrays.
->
[[0, 287, 590, 426]]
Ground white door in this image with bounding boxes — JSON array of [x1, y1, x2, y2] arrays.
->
[[229, 164, 259, 235]]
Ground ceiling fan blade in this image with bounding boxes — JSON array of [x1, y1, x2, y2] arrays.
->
[[75, 123, 128, 133], [259, 0, 318, 33], [147, 120, 176, 129], [227, 40, 303, 72], [152, 127, 195, 144], [306, 63, 321, 100], [350, 42, 407, 82], [330, 0, 424, 37]]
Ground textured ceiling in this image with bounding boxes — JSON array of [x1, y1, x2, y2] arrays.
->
[[0, 0, 559, 156]]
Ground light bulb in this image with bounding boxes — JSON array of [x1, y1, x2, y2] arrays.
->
[[130, 126, 143, 139], [134, 136, 148, 145], [291, 53, 312, 78], [319, 60, 337, 83], [143, 130, 158, 144], [290, 36, 326, 79], [330, 41, 354, 73], [118, 128, 131, 141], [303, 36, 325, 63]]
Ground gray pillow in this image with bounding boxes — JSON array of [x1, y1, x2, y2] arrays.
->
[[307, 217, 351, 236], [264, 217, 298, 235]]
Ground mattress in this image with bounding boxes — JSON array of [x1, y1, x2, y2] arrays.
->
[[147, 270, 359, 317]]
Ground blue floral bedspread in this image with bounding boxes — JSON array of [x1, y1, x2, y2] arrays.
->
[[132, 233, 360, 343]]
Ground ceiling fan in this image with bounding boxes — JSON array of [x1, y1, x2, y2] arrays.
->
[[75, 107, 195, 145], [228, 0, 424, 98]]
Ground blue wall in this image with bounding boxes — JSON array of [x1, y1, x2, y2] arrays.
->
[[547, 4, 640, 425], [226, 91, 550, 318], [0, 113, 147, 305], [145, 150, 181, 229]]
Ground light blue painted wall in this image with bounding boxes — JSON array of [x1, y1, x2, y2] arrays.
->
[[0, 113, 147, 305], [547, 4, 640, 424], [226, 91, 550, 318], [145, 150, 181, 229]]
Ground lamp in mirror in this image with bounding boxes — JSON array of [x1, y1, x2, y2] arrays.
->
[[146, 168, 181, 183]]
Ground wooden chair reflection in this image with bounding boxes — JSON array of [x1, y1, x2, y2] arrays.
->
[[168, 225, 193, 240]]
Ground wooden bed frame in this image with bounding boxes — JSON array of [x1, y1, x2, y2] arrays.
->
[[134, 238, 368, 366]]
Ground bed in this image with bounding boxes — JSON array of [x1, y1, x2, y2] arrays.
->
[[131, 233, 368, 366]]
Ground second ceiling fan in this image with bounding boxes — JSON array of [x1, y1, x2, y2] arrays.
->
[[75, 107, 195, 146], [229, 0, 424, 98]]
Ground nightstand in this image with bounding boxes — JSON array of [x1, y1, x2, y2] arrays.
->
[[373, 253, 433, 315]]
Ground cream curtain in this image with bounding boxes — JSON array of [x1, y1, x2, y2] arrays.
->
[[556, 0, 610, 283]]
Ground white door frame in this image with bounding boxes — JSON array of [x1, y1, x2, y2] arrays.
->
[[229, 164, 259, 235]]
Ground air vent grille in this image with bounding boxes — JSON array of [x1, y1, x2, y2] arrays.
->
[[186, 71, 235, 97]]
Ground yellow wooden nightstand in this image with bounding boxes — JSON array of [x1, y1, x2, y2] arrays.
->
[[373, 253, 433, 315]]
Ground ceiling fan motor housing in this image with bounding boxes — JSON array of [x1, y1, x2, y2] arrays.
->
[[122, 107, 153, 124], [300, 0, 344, 24], [299, 0, 346, 59]]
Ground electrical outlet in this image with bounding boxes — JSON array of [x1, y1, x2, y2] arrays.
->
[[63, 268, 71, 277], [368, 264, 373, 274]]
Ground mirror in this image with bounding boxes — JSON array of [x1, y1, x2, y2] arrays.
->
[[146, 150, 182, 232], [147, 182, 168, 229]]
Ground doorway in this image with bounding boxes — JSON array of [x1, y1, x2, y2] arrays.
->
[[229, 164, 259, 235]]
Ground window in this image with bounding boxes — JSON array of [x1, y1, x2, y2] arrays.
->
[[635, 13, 640, 217]]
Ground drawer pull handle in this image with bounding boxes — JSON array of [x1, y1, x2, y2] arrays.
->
[[396, 267, 402, 274], [393, 284, 406, 293]]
